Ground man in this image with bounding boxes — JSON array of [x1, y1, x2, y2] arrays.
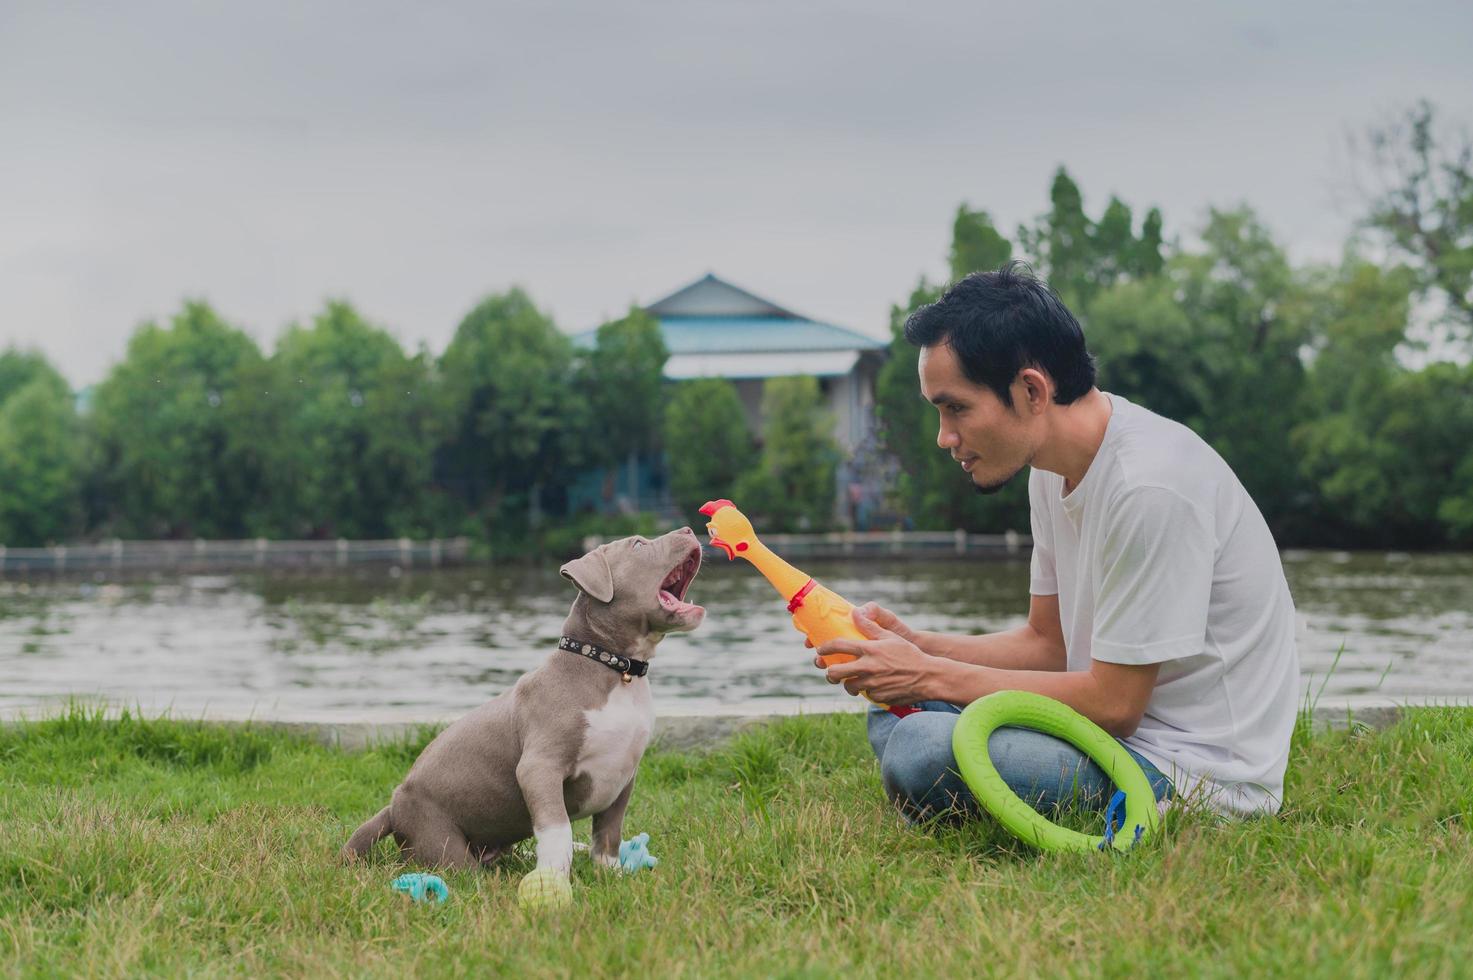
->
[[817, 262, 1299, 818]]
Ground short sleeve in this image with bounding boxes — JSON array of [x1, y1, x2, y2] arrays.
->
[[1028, 470, 1058, 596], [1090, 486, 1213, 665]]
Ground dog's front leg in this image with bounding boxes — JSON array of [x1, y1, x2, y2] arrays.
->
[[590, 779, 634, 870], [516, 756, 574, 877]]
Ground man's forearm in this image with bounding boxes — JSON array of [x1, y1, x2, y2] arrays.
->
[[915, 624, 1066, 672], [919, 659, 1137, 737]]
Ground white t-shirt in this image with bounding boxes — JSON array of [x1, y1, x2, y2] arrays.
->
[[1028, 393, 1299, 815]]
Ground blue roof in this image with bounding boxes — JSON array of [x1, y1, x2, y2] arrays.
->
[[576, 273, 886, 355], [657, 316, 884, 354]]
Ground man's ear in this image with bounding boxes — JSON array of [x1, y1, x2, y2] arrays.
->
[[1017, 367, 1052, 414], [560, 549, 615, 603]]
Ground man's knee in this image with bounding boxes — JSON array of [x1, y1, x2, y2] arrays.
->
[[986, 726, 1109, 808], [878, 712, 968, 815]]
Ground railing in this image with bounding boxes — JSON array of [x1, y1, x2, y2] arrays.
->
[[583, 528, 1031, 560], [0, 538, 471, 574]]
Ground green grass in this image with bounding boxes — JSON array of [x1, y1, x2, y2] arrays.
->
[[2, 705, 1471, 977]]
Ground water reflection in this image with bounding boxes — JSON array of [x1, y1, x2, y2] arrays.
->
[[2, 551, 1470, 721]]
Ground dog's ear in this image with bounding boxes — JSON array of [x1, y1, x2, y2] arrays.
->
[[560, 549, 615, 603]]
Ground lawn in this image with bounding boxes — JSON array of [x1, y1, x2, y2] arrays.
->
[[1, 705, 1470, 977]]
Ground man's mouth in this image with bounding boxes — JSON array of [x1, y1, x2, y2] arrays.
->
[[657, 548, 702, 611], [955, 455, 978, 473]]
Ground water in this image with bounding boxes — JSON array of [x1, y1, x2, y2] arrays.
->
[[2, 551, 1470, 722]]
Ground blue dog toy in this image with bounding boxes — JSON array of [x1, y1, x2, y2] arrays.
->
[[618, 833, 658, 873], [391, 872, 449, 904]]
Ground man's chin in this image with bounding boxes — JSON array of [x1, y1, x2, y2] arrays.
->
[[971, 466, 1022, 496]]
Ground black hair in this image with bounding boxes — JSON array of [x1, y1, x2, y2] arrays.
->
[[903, 261, 1096, 408]]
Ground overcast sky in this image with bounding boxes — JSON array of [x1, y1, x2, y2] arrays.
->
[[3, 1, 1471, 388]]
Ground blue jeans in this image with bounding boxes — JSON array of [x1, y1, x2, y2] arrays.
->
[[868, 701, 1174, 823]]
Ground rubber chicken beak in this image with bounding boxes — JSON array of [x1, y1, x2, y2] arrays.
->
[[699, 499, 739, 560]]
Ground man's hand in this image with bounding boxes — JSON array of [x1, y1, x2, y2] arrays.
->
[[813, 608, 941, 706], [803, 602, 921, 648]]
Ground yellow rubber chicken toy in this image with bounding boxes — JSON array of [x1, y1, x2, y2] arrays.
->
[[700, 499, 913, 717]]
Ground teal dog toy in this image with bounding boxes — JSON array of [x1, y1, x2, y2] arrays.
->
[[391, 872, 449, 903], [618, 833, 658, 873]]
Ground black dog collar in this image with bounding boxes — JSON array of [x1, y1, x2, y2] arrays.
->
[[559, 636, 649, 684]]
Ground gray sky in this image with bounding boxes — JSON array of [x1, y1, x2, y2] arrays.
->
[[3, 0, 1471, 388]]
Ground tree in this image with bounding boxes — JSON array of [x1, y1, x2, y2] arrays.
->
[[1018, 168, 1097, 308], [662, 378, 757, 518], [436, 289, 573, 535], [1356, 100, 1473, 340], [575, 306, 669, 469], [877, 212, 1031, 532], [0, 348, 70, 405], [950, 204, 1013, 279], [87, 301, 265, 538], [735, 376, 841, 532], [1016, 168, 1168, 313], [1290, 258, 1437, 543], [251, 301, 439, 538], [0, 352, 82, 546], [1166, 208, 1312, 535]]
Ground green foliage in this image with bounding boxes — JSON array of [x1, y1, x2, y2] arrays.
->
[[949, 204, 1013, 278], [252, 301, 439, 538], [877, 231, 1030, 533], [87, 301, 266, 538], [0, 351, 82, 545], [537, 510, 667, 561], [663, 378, 758, 518], [436, 289, 573, 533], [1358, 100, 1473, 339], [735, 376, 841, 532], [575, 307, 669, 467], [1016, 166, 1167, 311]]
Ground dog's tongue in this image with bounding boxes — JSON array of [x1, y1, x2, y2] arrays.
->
[[660, 589, 702, 613]]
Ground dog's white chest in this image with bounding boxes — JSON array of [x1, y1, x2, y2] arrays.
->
[[572, 683, 653, 817]]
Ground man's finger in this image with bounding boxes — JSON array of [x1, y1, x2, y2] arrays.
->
[[824, 660, 864, 684], [851, 609, 895, 640], [816, 637, 865, 661]]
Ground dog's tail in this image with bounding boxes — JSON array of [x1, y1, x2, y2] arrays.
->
[[341, 806, 393, 862]]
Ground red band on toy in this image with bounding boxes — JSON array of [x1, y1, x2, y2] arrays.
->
[[786, 578, 817, 613]]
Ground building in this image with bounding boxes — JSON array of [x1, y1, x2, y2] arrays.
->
[[570, 273, 891, 524]]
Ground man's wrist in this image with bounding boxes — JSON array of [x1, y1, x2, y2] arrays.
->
[[920, 656, 960, 702], [913, 630, 945, 658]]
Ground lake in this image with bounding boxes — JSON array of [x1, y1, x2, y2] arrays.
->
[[2, 550, 1470, 722]]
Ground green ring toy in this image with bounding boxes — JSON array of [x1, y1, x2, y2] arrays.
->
[[950, 690, 1160, 853]]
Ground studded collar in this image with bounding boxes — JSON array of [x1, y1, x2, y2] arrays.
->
[[558, 635, 649, 684]]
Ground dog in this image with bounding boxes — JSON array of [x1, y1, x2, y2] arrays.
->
[[342, 527, 704, 883]]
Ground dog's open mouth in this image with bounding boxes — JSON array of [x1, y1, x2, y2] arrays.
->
[[657, 548, 702, 612]]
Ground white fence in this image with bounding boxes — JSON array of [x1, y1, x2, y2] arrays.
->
[[0, 538, 471, 574]]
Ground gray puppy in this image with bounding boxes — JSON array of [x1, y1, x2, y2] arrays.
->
[[342, 527, 704, 882]]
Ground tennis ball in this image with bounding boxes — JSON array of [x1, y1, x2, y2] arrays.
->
[[517, 868, 573, 911]]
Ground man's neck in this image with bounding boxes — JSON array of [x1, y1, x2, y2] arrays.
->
[[1032, 388, 1113, 494]]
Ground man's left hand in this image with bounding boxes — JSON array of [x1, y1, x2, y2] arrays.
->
[[814, 609, 940, 706]]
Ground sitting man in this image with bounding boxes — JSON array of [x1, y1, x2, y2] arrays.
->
[[818, 262, 1299, 818]]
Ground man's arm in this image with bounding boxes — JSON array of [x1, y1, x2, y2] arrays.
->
[[916, 593, 1067, 672], [818, 606, 1157, 737], [919, 657, 1159, 738]]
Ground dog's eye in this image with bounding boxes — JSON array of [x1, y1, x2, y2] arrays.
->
[[632, 539, 647, 549]]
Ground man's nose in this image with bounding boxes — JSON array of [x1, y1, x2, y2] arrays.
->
[[936, 424, 959, 450]]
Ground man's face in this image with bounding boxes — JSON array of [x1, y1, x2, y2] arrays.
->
[[918, 343, 1037, 495]]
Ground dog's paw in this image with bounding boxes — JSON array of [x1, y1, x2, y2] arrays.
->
[[517, 868, 572, 911]]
